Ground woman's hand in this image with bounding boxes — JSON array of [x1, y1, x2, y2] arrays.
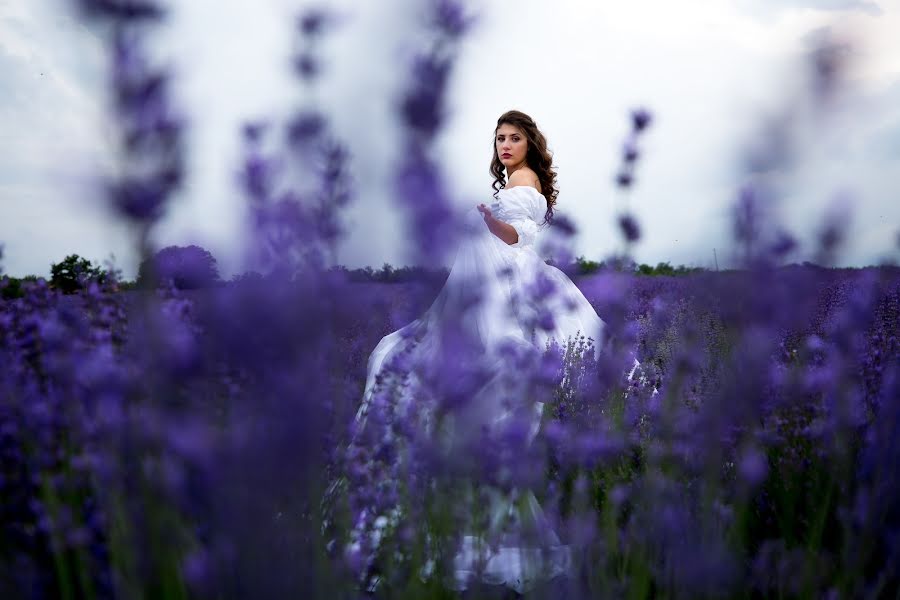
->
[[477, 203, 519, 245]]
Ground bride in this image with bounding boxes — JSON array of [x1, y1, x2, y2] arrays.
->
[[348, 110, 605, 593]]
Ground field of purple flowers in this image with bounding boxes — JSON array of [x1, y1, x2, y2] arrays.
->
[[2, 1, 899, 598], [2, 265, 897, 598], [333, 267, 900, 598]]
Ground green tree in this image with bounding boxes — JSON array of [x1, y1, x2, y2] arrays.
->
[[50, 254, 105, 294], [1, 276, 23, 300], [575, 256, 603, 275], [635, 262, 703, 276]]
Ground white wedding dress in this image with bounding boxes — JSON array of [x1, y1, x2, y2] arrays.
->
[[354, 185, 605, 593]]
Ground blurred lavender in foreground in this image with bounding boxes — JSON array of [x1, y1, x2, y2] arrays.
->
[[393, 0, 475, 268], [613, 107, 653, 256], [75, 0, 183, 232]]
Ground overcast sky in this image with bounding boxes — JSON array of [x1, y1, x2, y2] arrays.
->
[[1, 0, 899, 278]]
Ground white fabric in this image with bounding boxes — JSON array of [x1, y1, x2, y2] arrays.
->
[[357, 185, 605, 592], [360, 186, 604, 405], [449, 488, 573, 594]]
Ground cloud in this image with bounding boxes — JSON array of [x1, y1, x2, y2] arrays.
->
[[860, 80, 900, 159], [793, 0, 883, 15], [871, 121, 900, 158], [0, 8, 117, 277], [738, 0, 884, 20]]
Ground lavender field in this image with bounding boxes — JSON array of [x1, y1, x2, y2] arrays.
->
[[2, 266, 898, 598], [3, 1, 900, 598]]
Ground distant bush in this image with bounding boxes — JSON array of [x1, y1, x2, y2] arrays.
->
[[230, 270, 266, 285], [331, 259, 709, 281], [136, 245, 221, 290], [575, 256, 604, 275], [116, 280, 139, 291], [1, 276, 23, 300], [330, 263, 449, 284], [1, 275, 43, 301], [635, 261, 704, 276], [573, 257, 703, 276]]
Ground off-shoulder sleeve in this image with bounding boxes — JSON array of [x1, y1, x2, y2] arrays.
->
[[510, 217, 538, 248], [502, 187, 546, 249]]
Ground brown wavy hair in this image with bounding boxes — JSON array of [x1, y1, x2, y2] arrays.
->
[[490, 110, 558, 224]]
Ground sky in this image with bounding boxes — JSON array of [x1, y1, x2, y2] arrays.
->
[[1, 0, 899, 278]]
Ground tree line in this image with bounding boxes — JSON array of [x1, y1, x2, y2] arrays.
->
[[1, 246, 723, 300], [1, 246, 221, 299]]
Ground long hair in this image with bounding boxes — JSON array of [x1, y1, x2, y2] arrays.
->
[[490, 110, 558, 224]]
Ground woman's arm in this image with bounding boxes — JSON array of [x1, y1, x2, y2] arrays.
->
[[477, 204, 518, 245]]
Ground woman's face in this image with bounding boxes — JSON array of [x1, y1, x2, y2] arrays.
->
[[495, 123, 527, 171]]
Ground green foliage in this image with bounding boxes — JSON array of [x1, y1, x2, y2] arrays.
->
[[572, 257, 704, 277], [333, 259, 711, 282], [1, 276, 24, 300], [575, 256, 605, 275], [331, 263, 449, 284], [116, 280, 139, 291], [635, 261, 703, 276], [50, 254, 106, 294]]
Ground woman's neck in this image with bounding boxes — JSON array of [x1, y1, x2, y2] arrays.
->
[[506, 163, 529, 178]]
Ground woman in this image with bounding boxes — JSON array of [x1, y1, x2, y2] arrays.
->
[[350, 110, 605, 593], [359, 110, 604, 421]]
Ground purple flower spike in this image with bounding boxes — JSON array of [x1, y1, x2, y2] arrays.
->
[[809, 32, 850, 102], [286, 111, 326, 147], [738, 448, 769, 487], [549, 214, 577, 237], [298, 9, 329, 37], [400, 56, 451, 137], [623, 139, 640, 163], [631, 108, 653, 132], [77, 0, 165, 21], [431, 0, 475, 38], [615, 171, 633, 189], [770, 230, 797, 257], [819, 221, 844, 253], [242, 121, 267, 143], [109, 177, 170, 221], [618, 213, 641, 242], [733, 184, 761, 245], [293, 53, 320, 80]]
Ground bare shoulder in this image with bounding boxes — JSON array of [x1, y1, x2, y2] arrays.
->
[[507, 168, 541, 192]]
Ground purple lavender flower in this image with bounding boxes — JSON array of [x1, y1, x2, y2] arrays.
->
[[623, 138, 640, 163], [548, 214, 577, 237], [242, 121, 267, 143], [430, 0, 476, 38], [631, 107, 653, 132], [293, 52, 319, 80], [76, 0, 165, 21], [615, 170, 634, 189], [737, 447, 769, 487], [618, 213, 641, 243], [297, 9, 330, 37]]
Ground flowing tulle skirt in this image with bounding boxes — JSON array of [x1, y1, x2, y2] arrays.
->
[[356, 207, 604, 592], [361, 207, 604, 412]]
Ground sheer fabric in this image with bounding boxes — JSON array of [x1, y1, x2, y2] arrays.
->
[[356, 185, 605, 592], [360, 185, 604, 410]]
